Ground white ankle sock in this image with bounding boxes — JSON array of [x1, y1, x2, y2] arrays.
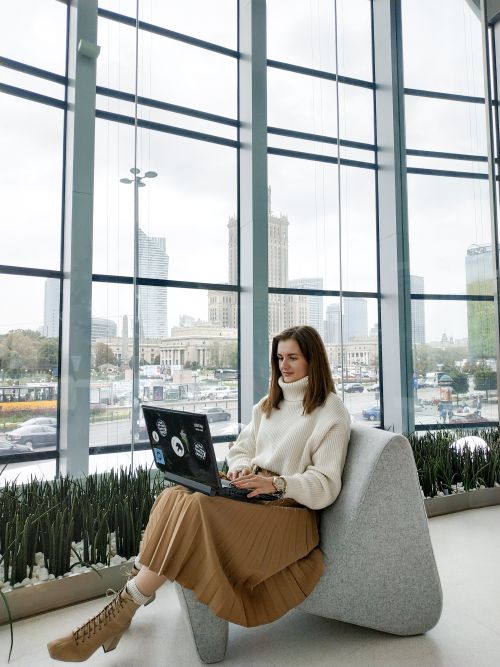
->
[[126, 578, 152, 606], [134, 556, 143, 571]]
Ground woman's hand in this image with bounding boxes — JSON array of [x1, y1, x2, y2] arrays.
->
[[227, 467, 252, 481], [231, 473, 277, 498]]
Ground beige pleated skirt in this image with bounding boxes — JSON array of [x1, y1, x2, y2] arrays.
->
[[138, 485, 324, 627]]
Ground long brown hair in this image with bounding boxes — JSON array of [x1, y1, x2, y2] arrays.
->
[[261, 326, 335, 417]]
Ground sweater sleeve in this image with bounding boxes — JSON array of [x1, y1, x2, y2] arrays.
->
[[283, 416, 350, 510], [225, 404, 261, 472]]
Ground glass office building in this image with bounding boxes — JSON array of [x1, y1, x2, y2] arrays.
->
[[1, 0, 500, 482]]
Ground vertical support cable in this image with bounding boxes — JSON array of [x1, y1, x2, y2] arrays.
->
[[131, 0, 140, 463], [333, 0, 345, 394]]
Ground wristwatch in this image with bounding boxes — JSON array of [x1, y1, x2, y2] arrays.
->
[[272, 476, 287, 497]]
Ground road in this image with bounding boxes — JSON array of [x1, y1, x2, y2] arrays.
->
[[2, 388, 498, 461]]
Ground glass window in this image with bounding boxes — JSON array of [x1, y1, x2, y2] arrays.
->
[[407, 175, 492, 295], [134, 130, 237, 284], [99, 0, 237, 50], [267, 156, 377, 293], [0, 0, 67, 74], [97, 14, 136, 93], [0, 275, 60, 458], [267, 0, 372, 82], [412, 298, 495, 427], [0, 95, 64, 270], [268, 69, 374, 145], [0, 460, 57, 486], [138, 29, 236, 118], [93, 119, 135, 277], [402, 0, 484, 97], [91, 282, 133, 449], [0, 67, 65, 100], [405, 96, 487, 156], [138, 285, 239, 439]]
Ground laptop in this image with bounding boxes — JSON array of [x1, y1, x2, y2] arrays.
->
[[142, 405, 277, 502]]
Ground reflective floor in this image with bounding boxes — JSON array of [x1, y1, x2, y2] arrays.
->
[[2, 505, 499, 667]]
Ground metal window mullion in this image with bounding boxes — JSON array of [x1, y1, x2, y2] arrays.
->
[[480, 3, 500, 423], [373, 0, 414, 434], [238, 0, 268, 423], [58, 0, 99, 476]]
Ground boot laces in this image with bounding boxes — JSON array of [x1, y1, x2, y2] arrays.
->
[[73, 589, 124, 643]]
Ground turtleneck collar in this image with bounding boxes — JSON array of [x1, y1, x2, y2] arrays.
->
[[278, 375, 309, 401]]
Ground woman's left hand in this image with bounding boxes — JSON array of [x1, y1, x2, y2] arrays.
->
[[231, 473, 277, 498]]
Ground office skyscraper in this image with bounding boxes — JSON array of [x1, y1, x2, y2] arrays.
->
[[43, 278, 60, 338], [410, 275, 426, 345], [326, 303, 341, 344], [343, 298, 368, 342], [465, 244, 495, 359], [288, 277, 324, 336], [138, 229, 169, 339]]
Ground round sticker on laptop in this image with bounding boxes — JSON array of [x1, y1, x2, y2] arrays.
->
[[156, 419, 167, 437], [152, 431, 160, 443], [171, 436, 185, 457]]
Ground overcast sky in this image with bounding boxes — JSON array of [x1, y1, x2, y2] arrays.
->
[[0, 0, 493, 346]]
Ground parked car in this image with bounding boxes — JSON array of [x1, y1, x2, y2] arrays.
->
[[220, 389, 238, 399], [197, 407, 231, 423], [362, 405, 381, 421], [5, 425, 57, 449], [344, 383, 365, 393], [0, 441, 34, 456], [366, 383, 379, 392], [18, 417, 57, 427], [208, 387, 233, 400]]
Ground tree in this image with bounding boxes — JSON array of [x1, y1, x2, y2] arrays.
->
[[94, 343, 117, 369], [38, 338, 59, 373], [449, 371, 468, 401], [0, 330, 40, 377], [474, 369, 497, 392]]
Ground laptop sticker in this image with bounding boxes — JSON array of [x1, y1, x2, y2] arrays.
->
[[156, 419, 168, 437], [193, 440, 207, 461], [153, 447, 165, 465], [152, 431, 160, 443], [171, 436, 185, 457]]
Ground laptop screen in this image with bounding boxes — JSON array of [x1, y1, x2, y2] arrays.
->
[[142, 406, 221, 490]]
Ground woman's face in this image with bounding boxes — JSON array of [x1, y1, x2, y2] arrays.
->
[[277, 338, 309, 383]]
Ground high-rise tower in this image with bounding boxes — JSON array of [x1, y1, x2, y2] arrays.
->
[[465, 244, 495, 359], [138, 229, 169, 338]]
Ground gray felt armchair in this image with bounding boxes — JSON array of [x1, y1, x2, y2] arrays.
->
[[175, 424, 443, 663]]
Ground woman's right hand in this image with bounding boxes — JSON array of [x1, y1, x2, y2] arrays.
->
[[228, 467, 252, 481]]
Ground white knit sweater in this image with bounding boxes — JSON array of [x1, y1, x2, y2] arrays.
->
[[226, 376, 351, 510]]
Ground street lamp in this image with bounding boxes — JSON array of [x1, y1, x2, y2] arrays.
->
[[120, 167, 158, 452], [120, 167, 158, 187]]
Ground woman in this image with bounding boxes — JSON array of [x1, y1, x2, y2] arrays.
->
[[48, 325, 351, 662]]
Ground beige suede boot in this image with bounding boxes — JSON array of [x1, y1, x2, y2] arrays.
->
[[47, 587, 140, 662]]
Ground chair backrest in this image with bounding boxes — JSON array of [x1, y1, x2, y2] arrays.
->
[[299, 424, 443, 636]]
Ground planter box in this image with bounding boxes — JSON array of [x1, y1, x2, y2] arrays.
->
[[0, 563, 130, 626], [425, 486, 500, 518]]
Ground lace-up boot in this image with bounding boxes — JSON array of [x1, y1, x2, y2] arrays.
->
[[46, 587, 140, 662]]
